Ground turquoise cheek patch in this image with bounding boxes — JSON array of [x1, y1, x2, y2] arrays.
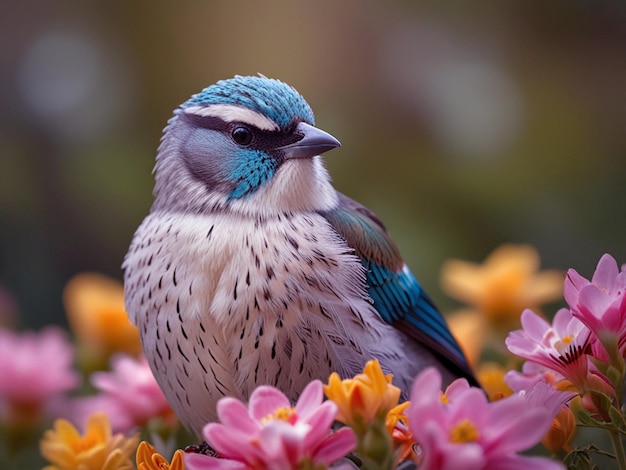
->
[[228, 149, 278, 200]]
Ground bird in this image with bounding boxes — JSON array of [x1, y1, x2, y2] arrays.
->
[[123, 75, 477, 437]]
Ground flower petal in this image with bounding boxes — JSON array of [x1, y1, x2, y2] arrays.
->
[[312, 427, 357, 465], [410, 367, 442, 409], [203, 423, 262, 461], [591, 254, 619, 291], [408, 368, 446, 440], [184, 453, 249, 470], [418, 421, 486, 470], [563, 268, 588, 305], [519, 309, 550, 343], [302, 401, 338, 451], [446, 387, 489, 426], [487, 401, 551, 454], [551, 308, 575, 336], [581, 285, 613, 317], [295, 380, 323, 420], [248, 385, 290, 421], [488, 454, 565, 470], [443, 377, 471, 402], [257, 420, 303, 467], [505, 330, 541, 360], [216, 397, 259, 433]]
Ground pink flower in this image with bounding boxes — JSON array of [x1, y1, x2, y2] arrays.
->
[[518, 380, 577, 418], [407, 368, 564, 470], [564, 253, 626, 358], [0, 327, 79, 425], [185, 380, 356, 470], [505, 308, 592, 389], [72, 354, 174, 433], [505, 361, 566, 393]]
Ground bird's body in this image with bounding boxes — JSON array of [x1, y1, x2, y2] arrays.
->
[[124, 76, 475, 436]]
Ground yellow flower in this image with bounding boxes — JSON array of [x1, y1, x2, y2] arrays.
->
[[441, 244, 563, 330], [40, 412, 139, 470], [324, 359, 401, 428], [64, 273, 142, 370], [476, 362, 513, 401], [136, 441, 185, 470]]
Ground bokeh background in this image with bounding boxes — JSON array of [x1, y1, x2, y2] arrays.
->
[[1, 1, 625, 329]]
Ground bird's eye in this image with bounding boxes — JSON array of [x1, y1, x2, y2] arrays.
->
[[231, 127, 253, 146]]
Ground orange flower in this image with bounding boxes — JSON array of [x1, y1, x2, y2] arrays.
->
[[445, 309, 488, 368], [441, 244, 563, 330], [385, 402, 415, 464], [385, 401, 410, 436], [476, 362, 513, 401], [136, 441, 184, 470], [40, 412, 139, 470], [541, 404, 576, 454], [324, 359, 401, 429], [63, 273, 141, 370]]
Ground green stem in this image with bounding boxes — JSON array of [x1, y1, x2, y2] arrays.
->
[[355, 416, 395, 470], [577, 423, 626, 437], [609, 428, 626, 470]]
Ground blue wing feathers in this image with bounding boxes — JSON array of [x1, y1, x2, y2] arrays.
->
[[321, 192, 476, 383], [366, 259, 464, 360]]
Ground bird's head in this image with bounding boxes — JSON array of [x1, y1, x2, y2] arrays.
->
[[152, 75, 341, 217]]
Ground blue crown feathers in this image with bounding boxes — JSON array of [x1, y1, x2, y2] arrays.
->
[[182, 75, 315, 128]]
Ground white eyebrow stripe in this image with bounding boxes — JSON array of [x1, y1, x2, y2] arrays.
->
[[184, 104, 279, 131]]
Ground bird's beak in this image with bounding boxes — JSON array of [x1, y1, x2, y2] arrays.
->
[[279, 122, 341, 160]]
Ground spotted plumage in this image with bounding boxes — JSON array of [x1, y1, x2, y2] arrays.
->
[[123, 75, 476, 437]]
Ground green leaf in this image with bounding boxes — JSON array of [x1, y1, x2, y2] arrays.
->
[[589, 356, 610, 376], [608, 405, 626, 429], [571, 398, 606, 427], [563, 448, 593, 470], [589, 390, 615, 422], [606, 365, 623, 388]]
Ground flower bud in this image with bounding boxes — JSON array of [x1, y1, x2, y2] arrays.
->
[[541, 404, 576, 454]]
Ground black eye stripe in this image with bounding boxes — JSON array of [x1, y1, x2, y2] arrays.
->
[[181, 112, 303, 151], [180, 112, 230, 132]]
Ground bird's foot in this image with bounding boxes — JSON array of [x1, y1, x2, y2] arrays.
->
[[184, 441, 219, 457]]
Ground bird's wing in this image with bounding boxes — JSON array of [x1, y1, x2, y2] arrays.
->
[[320, 192, 476, 383]]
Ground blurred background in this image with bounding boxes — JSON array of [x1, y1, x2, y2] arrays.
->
[[1, 0, 625, 329]]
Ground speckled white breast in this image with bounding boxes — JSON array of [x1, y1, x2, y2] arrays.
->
[[123, 209, 384, 435]]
